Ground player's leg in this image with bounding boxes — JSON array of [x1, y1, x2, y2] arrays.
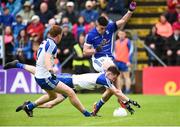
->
[[3, 60, 36, 74], [19, 89, 57, 117], [37, 94, 66, 108], [33, 91, 57, 106], [123, 72, 132, 94], [54, 81, 91, 116], [23, 64, 36, 75], [93, 89, 113, 115], [3, 60, 23, 69]]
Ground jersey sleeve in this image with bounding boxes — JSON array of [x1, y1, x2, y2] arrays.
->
[[108, 22, 118, 33], [84, 34, 93, 45], [96, 74, 115, 88], [45, 41, 57, 55]]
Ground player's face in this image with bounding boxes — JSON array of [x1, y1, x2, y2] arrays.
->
[[96, 22, 106, 35], [106, 72, 118, 82]]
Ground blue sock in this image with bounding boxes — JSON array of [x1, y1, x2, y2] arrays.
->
[[95, 99, 105, 112], [27, 102, 37, 110], [83, 110, 91, 117], [16, 63, 24, 69]]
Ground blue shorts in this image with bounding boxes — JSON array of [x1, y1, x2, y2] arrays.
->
[[35, 76, 59, 90], [57, 73, 74, 89], [115, 61, 128, 72]]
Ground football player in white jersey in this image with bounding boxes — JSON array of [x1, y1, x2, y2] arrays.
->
[[5, 25, 92, 117], [4, 61, 140, 116]]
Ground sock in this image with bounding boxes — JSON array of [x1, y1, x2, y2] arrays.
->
[[27, 102, 37, 110], [16, 63, 24, 69], [95, 99, 105, 113], [83, 110, 91, 117]]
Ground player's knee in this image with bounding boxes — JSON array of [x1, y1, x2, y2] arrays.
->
[[66, 89, 75, 98], [49, 94, 57, 100]]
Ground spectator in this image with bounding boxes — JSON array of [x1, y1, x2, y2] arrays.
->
[[0, 7, 14, 27], [26, 15, 44, 43], [72, 34, 91, 74], [166, 3, 180, 24], [13, 29, 33, 63], [4, 26, 14, 63], [62, 1, 78, 24], [57, 23, 75, 69], [61, 17, 72, 30], [172, 13, 180, 29], [114, 30, 133, 94], [80, 0, 99, 23], [145, 26, 159, 66], [55, 0, 67, 24], [56, 0, 67, 13], [33, 0, 57, 14], [88, 21, 96, 31], [6, 0, 22, 16], [164, 21, 180, 65], [72, 16, 89, 41], [155, 15, 173, 62], [155, 14, 173, 38], [167, 0, 180, 13], [12, 14, 26, 39], [18, 1, 35, 25], [0, 1, 6, 14], [36, 2, 54, 24]]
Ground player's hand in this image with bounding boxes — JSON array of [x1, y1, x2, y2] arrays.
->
[[129, 1, 136, 12], [129, 99, 141, 108], [95, 45, 103, 52], [49, 70, 57, 80], [124, 102, 135, 115]]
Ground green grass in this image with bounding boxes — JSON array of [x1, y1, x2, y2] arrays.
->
[[0, 94, 180, 126]]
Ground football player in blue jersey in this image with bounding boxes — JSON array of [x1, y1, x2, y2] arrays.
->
[[4, 60, 140, 116], [83, 1, 137, 115]]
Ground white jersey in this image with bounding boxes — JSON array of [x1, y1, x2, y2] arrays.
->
[[35, 38, 57, 78], [72, 73, 115, 90]]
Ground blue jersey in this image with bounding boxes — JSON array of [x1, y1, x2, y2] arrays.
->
[[85, 22, 117, 59]]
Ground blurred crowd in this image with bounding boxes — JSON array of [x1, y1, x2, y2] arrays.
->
[[145, 0, 180, 66], [0, 0, 132, 73]]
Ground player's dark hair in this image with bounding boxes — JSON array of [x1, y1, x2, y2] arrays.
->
[[97, 16, 108, 26], [49, 25, 62, 37], [107, 66, 120, 76]]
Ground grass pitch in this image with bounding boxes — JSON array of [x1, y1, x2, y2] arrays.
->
[[0, 94, 180, 126]]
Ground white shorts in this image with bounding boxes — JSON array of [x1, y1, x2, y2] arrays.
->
[[92, 56, 115, 72]]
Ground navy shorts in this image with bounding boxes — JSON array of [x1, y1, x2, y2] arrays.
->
[[35, 76, 59, 90], [115, 61, 128, 72]]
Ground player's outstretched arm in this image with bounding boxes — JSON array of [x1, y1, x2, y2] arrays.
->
[[116, 1, 137, 29], [109, 87, 130, 102]]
